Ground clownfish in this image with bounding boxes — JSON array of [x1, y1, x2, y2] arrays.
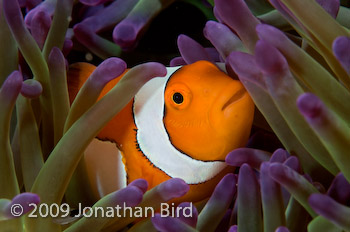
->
[[68, 60, 254, 203]]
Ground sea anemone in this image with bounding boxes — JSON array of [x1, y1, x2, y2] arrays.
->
[[0, 0, 350, 231]]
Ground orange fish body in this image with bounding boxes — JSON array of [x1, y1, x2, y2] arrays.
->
[[68, 60, 254, 203]]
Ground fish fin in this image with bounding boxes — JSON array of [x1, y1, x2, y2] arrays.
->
[[84, 138, 127, 199], [67, 62, 96, 104]]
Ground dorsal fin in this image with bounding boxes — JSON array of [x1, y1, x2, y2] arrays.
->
[[67, 62, 96, 104]]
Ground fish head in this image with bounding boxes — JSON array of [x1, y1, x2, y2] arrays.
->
[[163, 60, 254, 161]]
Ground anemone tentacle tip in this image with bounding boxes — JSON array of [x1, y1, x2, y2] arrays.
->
[[297, 93, 323, 119]]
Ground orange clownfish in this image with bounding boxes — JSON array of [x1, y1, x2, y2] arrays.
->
[[68, 60, 254, 203]]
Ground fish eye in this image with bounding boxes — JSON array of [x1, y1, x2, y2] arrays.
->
[[172, 92, 184, 104]]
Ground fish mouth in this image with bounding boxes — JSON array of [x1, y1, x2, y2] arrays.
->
[[221, 87, 246, 111]]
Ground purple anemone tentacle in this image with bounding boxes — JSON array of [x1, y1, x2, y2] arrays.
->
[[332, 36, 350, 74], [177, 34, 214, 64]]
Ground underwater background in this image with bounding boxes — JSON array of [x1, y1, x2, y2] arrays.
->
[[0, 0, 350, 231]]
